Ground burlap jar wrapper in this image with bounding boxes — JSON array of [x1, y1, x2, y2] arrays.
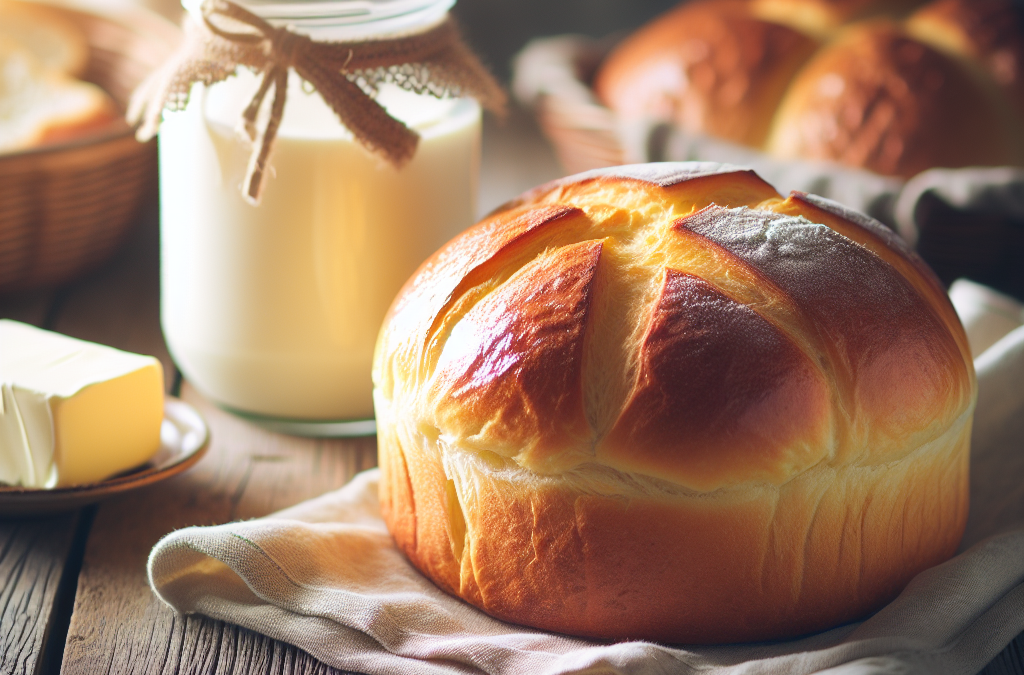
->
[[129, 0, 505, 203]]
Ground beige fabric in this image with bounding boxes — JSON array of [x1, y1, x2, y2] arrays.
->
[[149, 281, 1024, 675], [950, 280, 1024, 359]]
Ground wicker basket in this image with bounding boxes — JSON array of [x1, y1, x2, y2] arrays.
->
[[0, 3, 181, 294], [512, 35, 625, 176]]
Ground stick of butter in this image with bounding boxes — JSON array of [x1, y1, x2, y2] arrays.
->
[[0, 320, 164, 488]]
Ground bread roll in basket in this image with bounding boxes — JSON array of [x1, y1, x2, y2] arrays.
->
[[594, 0, 1024, 178], [372, 163, 976, 644]]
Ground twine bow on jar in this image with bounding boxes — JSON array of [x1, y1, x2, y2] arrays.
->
[[128, 0, 505, 203]]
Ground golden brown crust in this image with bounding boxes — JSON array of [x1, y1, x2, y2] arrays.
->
[[594, 0, 819, 148], [908, 0, 1024, 117], [375, 204, 593, 399], [373, 163, 976, 644], [771, 192, 972, 364], [766, 22, 1017, 177], [429, 239, 601, 471], [671, 201, 972, 468], [380, 412, 970, 643], [601, 267, 833, 491]]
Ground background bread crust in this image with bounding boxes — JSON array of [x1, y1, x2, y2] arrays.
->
[[594, 0, 1024, 177]]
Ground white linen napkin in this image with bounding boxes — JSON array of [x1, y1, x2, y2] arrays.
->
[[149, 281, 1024, 675]]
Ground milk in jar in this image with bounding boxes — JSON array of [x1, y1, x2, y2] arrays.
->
[[159, 53, 479, 424]]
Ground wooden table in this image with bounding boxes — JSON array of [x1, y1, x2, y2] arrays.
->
[[2, 113, 1022, 675]]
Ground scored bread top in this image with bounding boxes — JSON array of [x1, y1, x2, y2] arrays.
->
[[373, 163, 975, 492]]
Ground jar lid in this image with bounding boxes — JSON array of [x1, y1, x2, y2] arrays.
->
[[182, 0, 455, 40]]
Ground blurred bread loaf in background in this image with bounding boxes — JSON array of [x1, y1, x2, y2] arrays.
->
[[0, 0, 89, 74], [595, 0, 1024, 178], [0, 0, 178, 295], [0, 0, 117, 153]]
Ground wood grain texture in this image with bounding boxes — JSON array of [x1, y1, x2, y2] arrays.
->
[[105, 616, 359, 675], [0, 193, 171, 675], [0, 513, 79, 675], [0, 252, 84, 675], [60, 383, 378, 675]]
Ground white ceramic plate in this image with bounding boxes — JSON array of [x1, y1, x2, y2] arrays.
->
[[0, 397, 209, 515]]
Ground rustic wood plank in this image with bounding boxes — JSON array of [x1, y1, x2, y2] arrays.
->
[[60, 383, 377, 675], [0, 260, 109, 675], [165, 618, 350, 675], [0, 513, 80, 675]]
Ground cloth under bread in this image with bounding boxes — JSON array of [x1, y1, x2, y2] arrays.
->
[[148, 281, 1024, 675]]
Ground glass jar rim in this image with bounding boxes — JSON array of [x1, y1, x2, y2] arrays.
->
[[182, 0, 455, 40]]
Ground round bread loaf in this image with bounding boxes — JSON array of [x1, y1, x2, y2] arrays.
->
[[588, 0, 818, 149], [594, 0, 1024, 177], [372, 163, 976, 644]]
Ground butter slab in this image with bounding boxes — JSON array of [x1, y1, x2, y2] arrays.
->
[[0, 320, 164, 488]]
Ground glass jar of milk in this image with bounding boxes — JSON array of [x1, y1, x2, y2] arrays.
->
[[159, 0, 478, 434]]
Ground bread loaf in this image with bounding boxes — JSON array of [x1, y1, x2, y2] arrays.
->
[[595, 0, 1024, 177], [373, 163, 975, 644], [0, 1, 116, 153], [0, 39, 116, 152], [0, 0, 89, 76]]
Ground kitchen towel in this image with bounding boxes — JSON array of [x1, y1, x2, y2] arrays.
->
[[148, 279, 1024, 675]]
